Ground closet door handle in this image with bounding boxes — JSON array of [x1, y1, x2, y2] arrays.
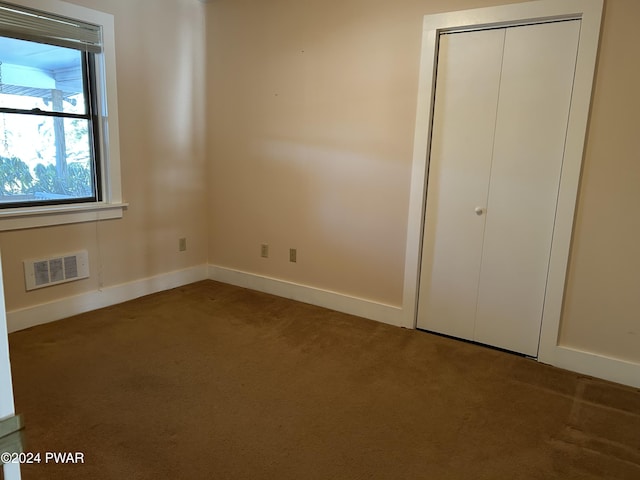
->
[[475, 207, 485, 216]]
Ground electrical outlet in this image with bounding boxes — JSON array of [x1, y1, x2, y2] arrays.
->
[[289, 248, 297, 263], [261, 244, 269, 258], [179, 238, 187, 252]]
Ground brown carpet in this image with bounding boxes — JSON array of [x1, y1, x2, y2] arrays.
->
[[6, 280, 640, 479]]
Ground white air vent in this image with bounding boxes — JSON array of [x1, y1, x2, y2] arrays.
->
[[23, 251, 90, 291]]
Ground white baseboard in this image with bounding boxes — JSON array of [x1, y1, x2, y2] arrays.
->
[[208, 265, 404, 327], [7, 265, 208, 333], [542, 345, 640, 389], [208, 265, 640, 388], [7, 262, 639, 389]]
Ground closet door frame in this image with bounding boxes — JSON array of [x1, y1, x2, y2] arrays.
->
[[403, 0, 603, 365]]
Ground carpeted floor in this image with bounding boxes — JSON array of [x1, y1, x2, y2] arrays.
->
[[6, 280, 640, 479]]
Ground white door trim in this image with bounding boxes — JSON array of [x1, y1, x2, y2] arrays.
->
[[1, 250, 22, 479], [403, 0, 603, 360]]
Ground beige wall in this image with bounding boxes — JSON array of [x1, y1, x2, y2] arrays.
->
[[1, 0, 638, 367], [0, 0, 208, 311], [559, 0, 640, 362], [206, 0, 522, 305], [207, 0, 640, 363]]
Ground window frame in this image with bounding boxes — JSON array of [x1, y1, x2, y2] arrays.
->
[[0, 0, 125, 231], [0, 45, 101, 208]]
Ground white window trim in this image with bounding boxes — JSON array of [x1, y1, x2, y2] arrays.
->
[[0, 0, 124, 231]]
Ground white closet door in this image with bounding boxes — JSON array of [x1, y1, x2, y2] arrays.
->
[[474, 20, 581, 356], [416, 29, 504, 338], [417, 20, 580, 356]]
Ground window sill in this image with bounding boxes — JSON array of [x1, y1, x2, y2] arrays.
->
[[0, 202, 128, 231]]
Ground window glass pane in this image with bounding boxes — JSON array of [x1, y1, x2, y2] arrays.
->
[[0, 36, 86, 115], [0, 113, 94, 203]]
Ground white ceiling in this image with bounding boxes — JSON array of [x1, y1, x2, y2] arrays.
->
[[0, 36, 78, 71]]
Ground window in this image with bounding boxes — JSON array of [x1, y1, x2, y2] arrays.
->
[[0, 0, 123, 230], [0, 37, 99, 206]]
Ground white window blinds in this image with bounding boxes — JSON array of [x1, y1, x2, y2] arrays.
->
[[0, 1, 101, 52]]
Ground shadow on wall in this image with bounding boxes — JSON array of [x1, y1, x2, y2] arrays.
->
[[107, 0, 207, 283]]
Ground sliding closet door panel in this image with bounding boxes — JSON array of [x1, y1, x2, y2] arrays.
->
[[416, 29, 504, 338], [474, 21, 580, 356]]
